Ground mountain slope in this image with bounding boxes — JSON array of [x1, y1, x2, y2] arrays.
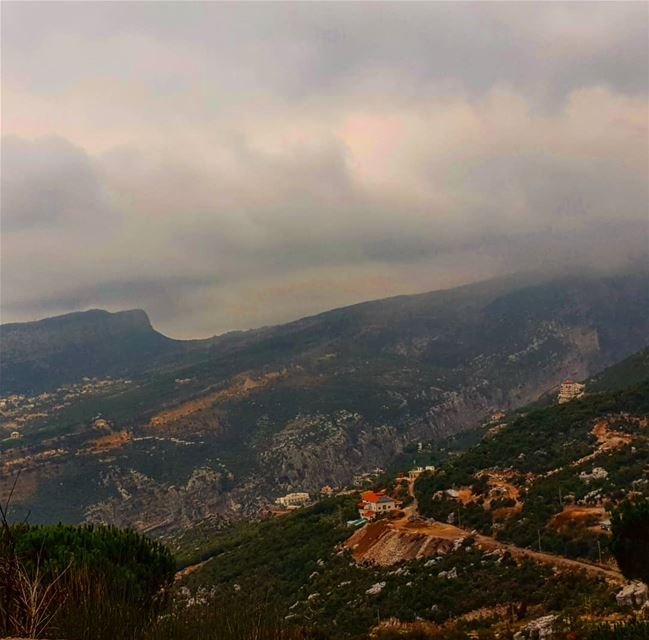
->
[[0, 309, 184, 392], [1, 270, 648, 531], [415, 350, 649, 563], [167, 351, 649, 639], [171, 495, 619, 639], [588, 346, 649, 393]]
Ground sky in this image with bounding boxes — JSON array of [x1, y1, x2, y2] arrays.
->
[[2, 2, 648, 338]]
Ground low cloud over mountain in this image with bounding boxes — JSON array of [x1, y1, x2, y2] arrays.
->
[[2, 3, 647, 337]]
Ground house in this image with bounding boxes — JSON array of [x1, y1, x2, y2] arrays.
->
[[320, 485, 335, 497], [357, 490, 400, 519], [558, 380, 585, 404], [275, 492, 311, 510], [9, 431, 21, 440], [408, 466, 436, 481], [579, 467, 609, 483]]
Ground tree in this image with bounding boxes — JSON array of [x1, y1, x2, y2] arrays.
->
[[611, 499, 649, 584]]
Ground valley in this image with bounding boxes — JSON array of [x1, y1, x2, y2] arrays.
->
[[1, 271, 648, 535], [1, 275, 648, 638], [168, 349, 649, 638]]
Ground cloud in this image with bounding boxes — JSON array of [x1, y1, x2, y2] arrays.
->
[[1, 3, 647, 337]]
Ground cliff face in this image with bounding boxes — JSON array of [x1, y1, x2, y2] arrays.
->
[[2, 271, 648, 532]]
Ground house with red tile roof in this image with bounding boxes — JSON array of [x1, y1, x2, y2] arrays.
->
[[357, 490, 400, 519]]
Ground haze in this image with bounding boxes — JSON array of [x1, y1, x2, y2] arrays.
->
[[2, 2, 648, 338]]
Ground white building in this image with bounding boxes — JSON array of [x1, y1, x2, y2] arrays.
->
[[275, 492, 311, 509], [558, 380, 585, 404], [408, 466, 436, 481]]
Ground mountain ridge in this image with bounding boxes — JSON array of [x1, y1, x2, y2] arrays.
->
[[0, 308, 180, 393], [3, 268, 648, 394], [1, 269, 648, 531]]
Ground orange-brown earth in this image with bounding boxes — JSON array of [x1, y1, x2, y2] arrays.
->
[[550, 505, 610, 535], [571, 415, 639, 468], [348, 473, 623, 582], [147, 369, 298, 435], [81, 430, 132, 455], [345, 518, 467, 565]]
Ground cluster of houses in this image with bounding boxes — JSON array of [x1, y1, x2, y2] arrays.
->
[[407, 465, 436, 481], [275, 465, 432, 525], [0, 377, 132, 431], [274, 486, 404, 524]]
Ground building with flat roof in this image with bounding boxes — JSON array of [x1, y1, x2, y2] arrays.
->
[[558, 380, 585, 404], [275, 492, 311, 510]]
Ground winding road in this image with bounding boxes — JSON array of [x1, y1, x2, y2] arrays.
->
[[402, 476, 623, 583]]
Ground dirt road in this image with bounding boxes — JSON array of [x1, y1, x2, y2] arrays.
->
[[404, 477, 623, 583]]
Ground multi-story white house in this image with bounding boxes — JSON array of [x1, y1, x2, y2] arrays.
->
[[558, 380, 586, 404], [357, 490, 400, 519], [275, 492, 311, 510]]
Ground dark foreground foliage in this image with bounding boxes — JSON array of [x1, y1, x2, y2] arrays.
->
[[611, 498, 649, 585], [0, 521, 174, 638], [585, 620, 649, 639], [0, 519, 315, 639]]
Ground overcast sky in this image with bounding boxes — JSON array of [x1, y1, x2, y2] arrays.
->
[[2, 2, 648, 337]]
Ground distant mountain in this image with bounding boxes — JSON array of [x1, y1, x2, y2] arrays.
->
[[2, 270, 648, 396], [1, 270, 648, 530], [0, 309, 183, 393]]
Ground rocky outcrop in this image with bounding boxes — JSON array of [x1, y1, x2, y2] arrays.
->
[[616, 581, 649, 608], [86, 466, 228, 534], [513, 615, 557, 640]]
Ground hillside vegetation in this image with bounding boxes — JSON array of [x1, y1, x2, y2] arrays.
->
[[2, 271, 648, 532], [2, 348, 649, 638], [415, 351, 649, 563], [172, 495, 617, 639]]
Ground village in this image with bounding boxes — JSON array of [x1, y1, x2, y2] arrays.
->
[[0, 376, 132, 441]]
